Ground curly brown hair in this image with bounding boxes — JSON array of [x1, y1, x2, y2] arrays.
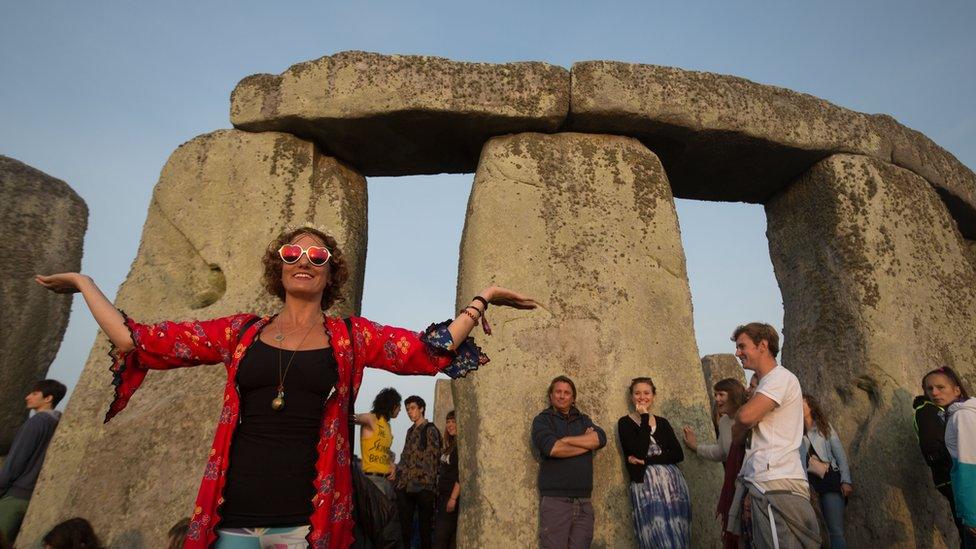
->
[[262, 226, 349, 311]]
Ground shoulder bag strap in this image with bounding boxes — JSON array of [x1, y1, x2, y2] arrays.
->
[[344, 317, 356, 455], [236, 315, 262, 346]]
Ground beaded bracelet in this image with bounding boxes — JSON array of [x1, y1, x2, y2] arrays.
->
[[463, 298, 492, 335], [459, 307, 480, 322]]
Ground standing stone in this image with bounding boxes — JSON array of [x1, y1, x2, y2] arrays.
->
[[0, 156, 87, 455], [17, 130, 367, 548], [766, 154, 976, 548], [700, 354, 746, 429], [433, 379, 455, 434], [454, 132, 721, 548]]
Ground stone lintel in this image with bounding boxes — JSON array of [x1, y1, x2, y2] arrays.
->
[[569, 61, 976, 237], [231, 51, 569, 176]]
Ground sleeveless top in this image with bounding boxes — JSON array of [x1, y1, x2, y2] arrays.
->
[[361, 416, 393, 475], [220, 339, 338, 528]]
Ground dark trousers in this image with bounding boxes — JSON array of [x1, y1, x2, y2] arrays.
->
[[939, 483, 968, 549], [396, 489, 435, 549], [539, 496, 594, 549], [433, 493, 458, 549]]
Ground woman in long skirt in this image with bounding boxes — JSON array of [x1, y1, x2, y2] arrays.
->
[[618, 377, 692, 548]]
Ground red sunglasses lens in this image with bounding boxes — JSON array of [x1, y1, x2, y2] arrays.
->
[[278, 245, 302, 263], [307, 246, 331, 265]]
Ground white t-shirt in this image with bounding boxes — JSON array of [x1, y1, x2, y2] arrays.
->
[[740, 365, 807, 483]]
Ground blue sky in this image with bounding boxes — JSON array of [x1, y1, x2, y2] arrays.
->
[[3, 1, 974, 451]]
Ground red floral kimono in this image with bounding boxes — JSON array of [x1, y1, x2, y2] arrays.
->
[[106, 313, 485, 548]]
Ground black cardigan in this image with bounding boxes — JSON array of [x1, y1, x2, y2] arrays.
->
[[617, 414, 684, 483]]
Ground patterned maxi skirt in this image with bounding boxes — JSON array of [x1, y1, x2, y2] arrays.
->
[[628, 463, 692, 549]]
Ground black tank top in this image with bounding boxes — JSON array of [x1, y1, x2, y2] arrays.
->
[[220, 339, 338, 528]]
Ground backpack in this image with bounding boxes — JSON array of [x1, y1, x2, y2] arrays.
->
[[417, 421, 441, 452], [343, 317, 402, 549]]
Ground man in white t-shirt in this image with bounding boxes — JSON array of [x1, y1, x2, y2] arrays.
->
[[730, 323, 820, 549]]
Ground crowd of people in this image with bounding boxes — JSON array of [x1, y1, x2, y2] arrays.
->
[[353, 390, 461, 549], [528, 323, 975, 549], [0, 224, 968, 548]]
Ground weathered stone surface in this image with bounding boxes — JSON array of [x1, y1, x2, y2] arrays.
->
[[433, 378, 454, 435], [569, 62, 976, 236], [0, 156, 87, 454], [766, 154, 976, 548], [18, 130, 367, 548], [454, 132, 721, 548], [231, 51, 569, 177], [878, 116, 976, 238], [700, 354, 746, 428]]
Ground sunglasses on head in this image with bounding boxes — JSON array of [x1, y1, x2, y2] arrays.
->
[[277, 244, 332, 266]]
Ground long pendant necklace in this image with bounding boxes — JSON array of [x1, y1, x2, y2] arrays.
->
[[272, 321, 311, 342], [271, 317, 318, 411]]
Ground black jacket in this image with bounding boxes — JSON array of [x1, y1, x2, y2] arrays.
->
[[913, 395, 953, 487], [531, 406, 607, 498], [617, 413, 683, 483]]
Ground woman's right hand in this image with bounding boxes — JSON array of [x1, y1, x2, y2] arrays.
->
[[35, 273, 135, 353], [681, 426, 698, 450], [35, 272, 88, 294], [627, 455, 645, 466], [479, 286, 538, 310]]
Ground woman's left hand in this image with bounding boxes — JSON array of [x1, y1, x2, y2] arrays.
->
[[478, 286, 538, 310], [446, 497, 457, 513], [840, 483, 853, 497]]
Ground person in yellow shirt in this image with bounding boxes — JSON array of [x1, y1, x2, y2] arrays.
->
[[356, 388, 402, 498]]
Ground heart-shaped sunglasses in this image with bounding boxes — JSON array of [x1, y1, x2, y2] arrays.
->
[[277, 244, 332, 266]]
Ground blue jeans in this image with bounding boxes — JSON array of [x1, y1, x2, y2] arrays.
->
[[819, 492, 846, 549], [214, 526, 310, 548]]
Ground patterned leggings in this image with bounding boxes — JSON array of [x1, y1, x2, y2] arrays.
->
[[214, 526, 311, 548]]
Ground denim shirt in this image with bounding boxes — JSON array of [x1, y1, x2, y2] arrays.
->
[[801, 425, 852, 485]]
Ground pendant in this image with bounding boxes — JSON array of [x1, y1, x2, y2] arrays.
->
[[271, 391, 285, 411]]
